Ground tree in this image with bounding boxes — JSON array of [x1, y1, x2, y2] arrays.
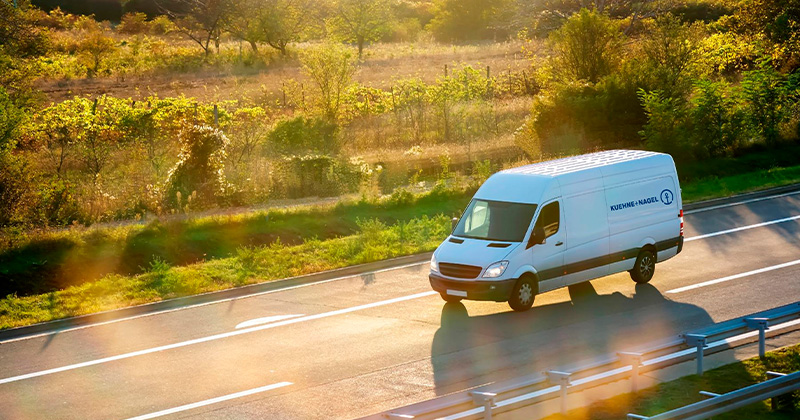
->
[[328, 0, 393, 58], [220, 0, 263, 53], [300, 43, 358, 120], [0, 0, 51, 105], [222, 0, 320, 56], [166, 0, 227, 56], [639, 13, 704, 99], [731, 0, 800, 70], [522, 0, 669, 35], [258, 0, 320, 56], [742, 60, 792, 146], [428, 0, 512, 42], [549, 8, 623, 83], [78, 31, 118, 77]]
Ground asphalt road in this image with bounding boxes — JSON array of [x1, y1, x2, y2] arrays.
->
[[1, 192, 799, 420]]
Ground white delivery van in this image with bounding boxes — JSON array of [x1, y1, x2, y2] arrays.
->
[[429, 150, 684, 311]]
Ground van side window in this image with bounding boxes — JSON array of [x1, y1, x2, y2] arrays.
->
[[535, 201, 560, 238]]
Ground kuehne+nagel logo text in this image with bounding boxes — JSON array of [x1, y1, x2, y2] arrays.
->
[[610, 194, 666, 211]]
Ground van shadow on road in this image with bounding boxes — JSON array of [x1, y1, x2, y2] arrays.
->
[[430, 282, 714, 395]]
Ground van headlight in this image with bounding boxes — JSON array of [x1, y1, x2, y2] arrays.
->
[[430, 254, 439, 272], [483, 261, 509, 278]]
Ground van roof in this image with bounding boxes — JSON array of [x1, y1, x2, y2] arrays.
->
[[502, 150, 663, 177], [474, 150, 673, 204]]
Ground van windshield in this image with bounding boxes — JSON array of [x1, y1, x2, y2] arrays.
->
[[453, 199, 537, 242]]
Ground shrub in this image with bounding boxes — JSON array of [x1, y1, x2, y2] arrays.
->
[[689, 80, 746, 157], [271, 154, 360, 198], [639, 89, 692, 160], [524, 74, 645, 155], [741, 60, 793, 146], [164, 125, 230, 210], [266, 115, 339, 156], [0, 152, 34, 227], [117, 12, 150, 35]]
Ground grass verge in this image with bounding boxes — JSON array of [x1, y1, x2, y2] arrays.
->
[[543, 344, 800, 420], [0, 215, 449, 329]]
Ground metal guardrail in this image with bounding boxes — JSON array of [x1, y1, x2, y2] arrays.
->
[[365, 302, 800, 420], [627, 370, 800, 420]]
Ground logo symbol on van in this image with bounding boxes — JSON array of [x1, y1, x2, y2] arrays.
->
[[660, 189, 674, 205]]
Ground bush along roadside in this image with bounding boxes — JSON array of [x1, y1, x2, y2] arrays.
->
[[0, 215, 450, 330]]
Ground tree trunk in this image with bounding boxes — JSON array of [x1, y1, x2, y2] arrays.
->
[[248, 40, 259, 53]]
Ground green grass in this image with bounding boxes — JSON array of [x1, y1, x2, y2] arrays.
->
[[0, 215, 450, 329], [682, 164, 800, 203], [0, 186, 473, 298], [542, 344, 800, 420]]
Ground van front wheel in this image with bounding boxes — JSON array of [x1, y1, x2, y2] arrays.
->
[[509, 276, 536, 312], [630, 249, 656, 284]]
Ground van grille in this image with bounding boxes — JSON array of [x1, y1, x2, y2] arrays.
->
[[439, 263, 482, 279]]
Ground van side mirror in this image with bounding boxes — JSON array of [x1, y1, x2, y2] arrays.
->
[[451, 217, 459, 232], [528, 225, 546, 248]]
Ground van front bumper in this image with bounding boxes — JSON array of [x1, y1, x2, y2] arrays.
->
[[429, 273, 515, 302]]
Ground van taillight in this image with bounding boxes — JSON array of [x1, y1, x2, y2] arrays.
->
[[679, 209, 684, 237]]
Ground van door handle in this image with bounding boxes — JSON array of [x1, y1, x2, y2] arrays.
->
[[555, 241, 564, 246]]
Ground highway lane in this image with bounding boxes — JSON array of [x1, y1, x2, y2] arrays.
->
[[0, 192, 798, 419]]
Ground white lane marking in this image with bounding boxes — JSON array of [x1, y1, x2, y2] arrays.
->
[[235, 314, 303, 329], [0, 260, 428, 344], [125, 381, 292, 420], [667, 259, 800, 294], [0, 291, 437, 385], [685, 214, 800, 242], [685, 190, 800, 215]]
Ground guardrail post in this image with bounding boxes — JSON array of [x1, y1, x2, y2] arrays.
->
[[546, 370, 572, 415], [618, 352, 644, 392], [469, 391, 497, 420], [685, 334, 708, 376], [744, 317, 770, 358], [766, 371, 791, 411]]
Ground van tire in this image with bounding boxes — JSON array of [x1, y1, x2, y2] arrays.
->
[[630, 249, 656, 284], [440, 293, 462, 303], [509, 275, 536, 312]]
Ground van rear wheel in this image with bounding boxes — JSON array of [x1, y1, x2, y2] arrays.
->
[[630, 249, 656, 284], [509, 276, 536, 312]]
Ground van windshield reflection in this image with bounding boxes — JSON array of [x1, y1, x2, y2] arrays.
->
[[453, 199, 537, 242]]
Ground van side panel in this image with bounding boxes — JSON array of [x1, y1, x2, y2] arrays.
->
[[560, 177, 611, 286], [604, 166, 681, 276]]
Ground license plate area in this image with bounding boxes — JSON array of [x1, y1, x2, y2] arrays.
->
[[446, 289, 467, 297]]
